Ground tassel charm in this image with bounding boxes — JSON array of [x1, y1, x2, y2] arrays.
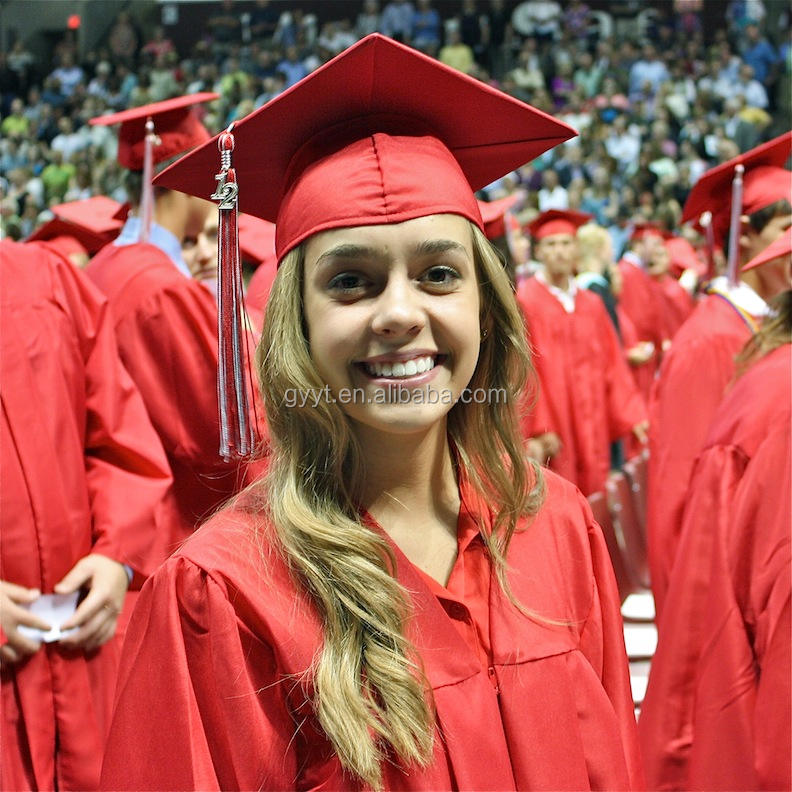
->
[[726, 164, 745, 287], [211, 124, 254, 459], [139, 118, 161, 243]]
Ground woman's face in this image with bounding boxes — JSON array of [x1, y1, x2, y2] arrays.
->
[[303, 214, 481, 437]]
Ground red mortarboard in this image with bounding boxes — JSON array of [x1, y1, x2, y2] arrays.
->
[[682, 131, 792, 246], [742, 227, 792, 271], [527, 209, 592, 240], [155, 34, 576, 261], [630, 221, 665, 241], [90, 93, 219, 170], [477, 193, 524, 240], [665, 235, 707, 278], [26, 197, 126, 253]]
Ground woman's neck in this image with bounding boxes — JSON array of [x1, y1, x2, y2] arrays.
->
[[356, 421, 458, 523]]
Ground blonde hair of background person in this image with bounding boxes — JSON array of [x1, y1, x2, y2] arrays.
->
[[251, 222, 544, 787]]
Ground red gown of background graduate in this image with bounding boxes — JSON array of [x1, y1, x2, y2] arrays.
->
[[654, 274, 695, 340], [101, 470, 643, 791], [86, 242, 262, 550], [646, 284, 761, 617], [517, 276, 647, 496], [639, 343, 791, 791], [617, 257, 668, 400], [0, 241, 173, 790]]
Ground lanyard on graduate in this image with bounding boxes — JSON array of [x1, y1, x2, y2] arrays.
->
[[704, 284, 761, 334]]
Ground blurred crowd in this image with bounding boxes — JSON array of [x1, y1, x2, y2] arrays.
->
[[2, 0, 790, 250]]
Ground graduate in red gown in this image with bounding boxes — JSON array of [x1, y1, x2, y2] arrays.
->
[[0, 240, 173, 790], [647, 132, 792, 617], [517, 210, 648, 496], [101, 37, 643, 791], [86, 94, 262, 549], [617, 223, 670, 401], [640, 266, 791, 791]]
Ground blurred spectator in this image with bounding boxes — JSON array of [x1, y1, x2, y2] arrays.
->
[[733, 63, 769, 109], [108, 11, 140, 67], [40, 151, 76, 205], [208, 0, 241, 48], [317, 20, 357, 55], [508, 39, 545, 92], [7, 41, 34, 92], [740, 23, 778, 84], [573, 51, 604, 98], [249, 0, 281, 40], [1, 98, 30, 138], [142, 27, 176, 60], [381, 0, 415, 42], [562, 0, 591, 42], [628, 44, 670, 100], [438, 28, 475, 74], [538, 169, 569, 211], [511, 0, 562, 42], [459, 0, 484, 57], [49, 52, 84, 98], [356, 0, 382, 38], [277, 45, 308, 88], [412, 0, 442, 52]]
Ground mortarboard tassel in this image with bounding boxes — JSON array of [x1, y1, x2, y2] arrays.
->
[[211, 125, 254, 459], [139, 118, 161, 243], [700, 211, 716, 280], [726, 164, 745, 287]]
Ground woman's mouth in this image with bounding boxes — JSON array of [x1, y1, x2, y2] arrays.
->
[[356, 354, 446, 383]]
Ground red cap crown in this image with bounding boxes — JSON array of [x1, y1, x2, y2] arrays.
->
[[477, 193, 524, 240], [154, 35, 576, 261], [527, 209, 592, 240], [26, 196, 127, 253], [90, 93, 219, 170], [683, 132, 792, 247]]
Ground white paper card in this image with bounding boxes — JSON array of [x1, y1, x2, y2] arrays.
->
[[18, 592, 80, 643]]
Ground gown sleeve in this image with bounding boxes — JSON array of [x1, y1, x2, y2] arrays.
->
[[52, 260, 174, 575], [578, 494, 646, 790], [100, 555, 299, 791]]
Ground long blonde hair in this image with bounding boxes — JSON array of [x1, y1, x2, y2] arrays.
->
[[252, 222, 544, 789]]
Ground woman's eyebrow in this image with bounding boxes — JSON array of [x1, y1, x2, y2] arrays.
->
[[413, 239, 470, 258], [314, 244, 384, 269]]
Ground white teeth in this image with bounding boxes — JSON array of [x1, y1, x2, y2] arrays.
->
[[365, 355, 436, 378]]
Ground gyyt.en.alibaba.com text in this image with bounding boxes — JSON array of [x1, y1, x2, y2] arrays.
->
[[283, 386, 508, 408]]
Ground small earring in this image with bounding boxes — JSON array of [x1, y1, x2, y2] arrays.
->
[[480, 327, 489, 342]]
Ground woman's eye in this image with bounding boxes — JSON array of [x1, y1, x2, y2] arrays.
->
[[421, 265, 461, 289], [327, 272, 368, 293]]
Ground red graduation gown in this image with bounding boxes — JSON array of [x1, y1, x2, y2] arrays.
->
[[101, 470, 643, 791], [639, 344, 791, 791], [517, 277, 647, 496], [617, 259, 667, 401], [0, 241, 173, 790], [646, 293, 756, 618], [654, 274, 695, 340], [86, 243, 261, 548]]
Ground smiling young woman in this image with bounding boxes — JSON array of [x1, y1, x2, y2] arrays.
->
[[100, 36, 643, 791]]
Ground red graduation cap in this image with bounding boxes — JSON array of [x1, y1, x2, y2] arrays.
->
[[26, 196, 126, 253], [90, 92, 219, 170], [155, 34, 576, 261], [477, 192, 525, 240], [665, 235, 707, 278], [742, 227, 792, 271], [526, 209, 592, 240], [682, 131, 792, 247], [630, 221, 666, 241]]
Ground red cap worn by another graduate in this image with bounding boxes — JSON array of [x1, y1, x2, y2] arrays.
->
[[241, 214, 277, 320], [90, 93, 219, 245], [27, 196, 128, 255], [742, 226, 792, 272], [153, 33, 577, 457], [477, 192, 525, 240], [526, 209, 592, 240], [630, 221, 666, 242], [682, 131, 792, 284], [665, 235, 707, 279]]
